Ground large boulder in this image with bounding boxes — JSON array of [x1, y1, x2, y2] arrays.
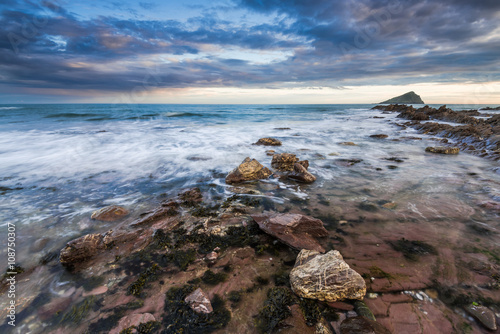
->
[[252, 213, 328, 253], [271, 153, 299, 171], [225, 157, 272, 184], [290, 250, 366, 302], [255, 137, 282, 146], [91, 205, 129, 222], [60, 233, 105, 265], [288, 163, 316, 183]]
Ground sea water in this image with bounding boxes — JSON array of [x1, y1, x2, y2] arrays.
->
[[0, 104, 499, 331]]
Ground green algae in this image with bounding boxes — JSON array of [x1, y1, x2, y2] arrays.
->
[[166, 248, 196, 271], [298, 298, 321, 326], [119, 321, 161, 334]]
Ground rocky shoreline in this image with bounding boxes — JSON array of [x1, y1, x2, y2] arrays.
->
[[372, 104, 500, 161], [2, 121, 500, 333]]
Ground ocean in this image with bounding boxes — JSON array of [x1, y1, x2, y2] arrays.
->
[[0, 104, 499, 332]]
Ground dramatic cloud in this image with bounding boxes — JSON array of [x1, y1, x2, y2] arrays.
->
[[0, 0, 499, 100]]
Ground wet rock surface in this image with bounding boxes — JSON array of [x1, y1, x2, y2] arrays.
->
[[464, 304, 498, 331], [91, 205, 129, 222], [60, 233, 105, 265], [254, 137, 282, 146], [340, 316, 391, 334], [252, 213, 328, 252], [425, 146, 460, 154], [288, 162, 316, 183], [225, 157, 272, 184], [271, 153, 299, 171], [290, 250, 366, 302]]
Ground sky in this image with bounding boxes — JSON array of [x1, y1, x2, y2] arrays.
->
[[0, 0, 499, 104]]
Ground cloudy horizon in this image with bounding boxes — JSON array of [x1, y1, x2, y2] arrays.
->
[[1, 0, 499, 104]]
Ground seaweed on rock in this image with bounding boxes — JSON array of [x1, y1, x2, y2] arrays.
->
[[162, 285, 231, 333], [256, 287, 296, 334], [127, 263, 160, 297], [389, 238, 437, 261]]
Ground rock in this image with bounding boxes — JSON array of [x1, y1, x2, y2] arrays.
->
[[91, 205, 129, 222], [290, 250, 366, 302], [354, 301, 376, 321], [255, 137, 282, 146], [297, 160, 309, 169], [266, 150, 275, 156], [425, 146, 460, 154], [381, 202, 397, 210], [109, 313, 156, 334], [252, 213, 328, 252], [288, 163, 316, 183], [338, 142, 357, 146], [271, 153, 299, 171], [328, 152, 340, 156], [178, 187, 203, 207], [464, 304, 497, 331], [316, 318, 335, 334], [369, 134, 388, 139], [225, 157, 272, 184], [60, 233, 105, 265], [340, 316, 391, 334], [479, 201, 500, 211], [184, 288, 213, 314]]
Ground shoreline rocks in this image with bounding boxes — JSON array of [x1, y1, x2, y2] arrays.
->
[[290, 250, 366, 302], [271, 153, 299, 171], [225, 157, 272, 184]]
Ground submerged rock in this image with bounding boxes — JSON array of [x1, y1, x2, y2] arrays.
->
[[185, 288, 213, 314], [252, 213, 328, 252], [290, 250, 366, 302], [225, 157, 272, 184], [91, 205, 129, 222], [338, 142, 357, 146], [271, 153, 299, 171], [425, 146, 460, 154], [464, 304, 497, 331], [340, 316, 391, 334], [369, 134, 388, 139], [255, 137, 282, 146], [60, 233, 105, 265], [288, 162, 316, 183]]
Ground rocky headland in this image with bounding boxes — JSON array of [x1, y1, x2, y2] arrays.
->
[[380, 91, 425, 104]]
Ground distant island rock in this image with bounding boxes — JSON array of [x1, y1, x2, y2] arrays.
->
[[380, 91, 424, 104]]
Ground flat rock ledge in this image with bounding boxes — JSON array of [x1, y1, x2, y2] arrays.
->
[[425, 146, 460, 154], [290, 250, 366, 302], [225, 157, 272, 184], [252, 213, 328, 253]]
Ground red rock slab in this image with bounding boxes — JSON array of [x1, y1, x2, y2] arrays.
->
[[328, 301, 354, 311], [252, 213, 328, 252], [364, 297, 390, 317]]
